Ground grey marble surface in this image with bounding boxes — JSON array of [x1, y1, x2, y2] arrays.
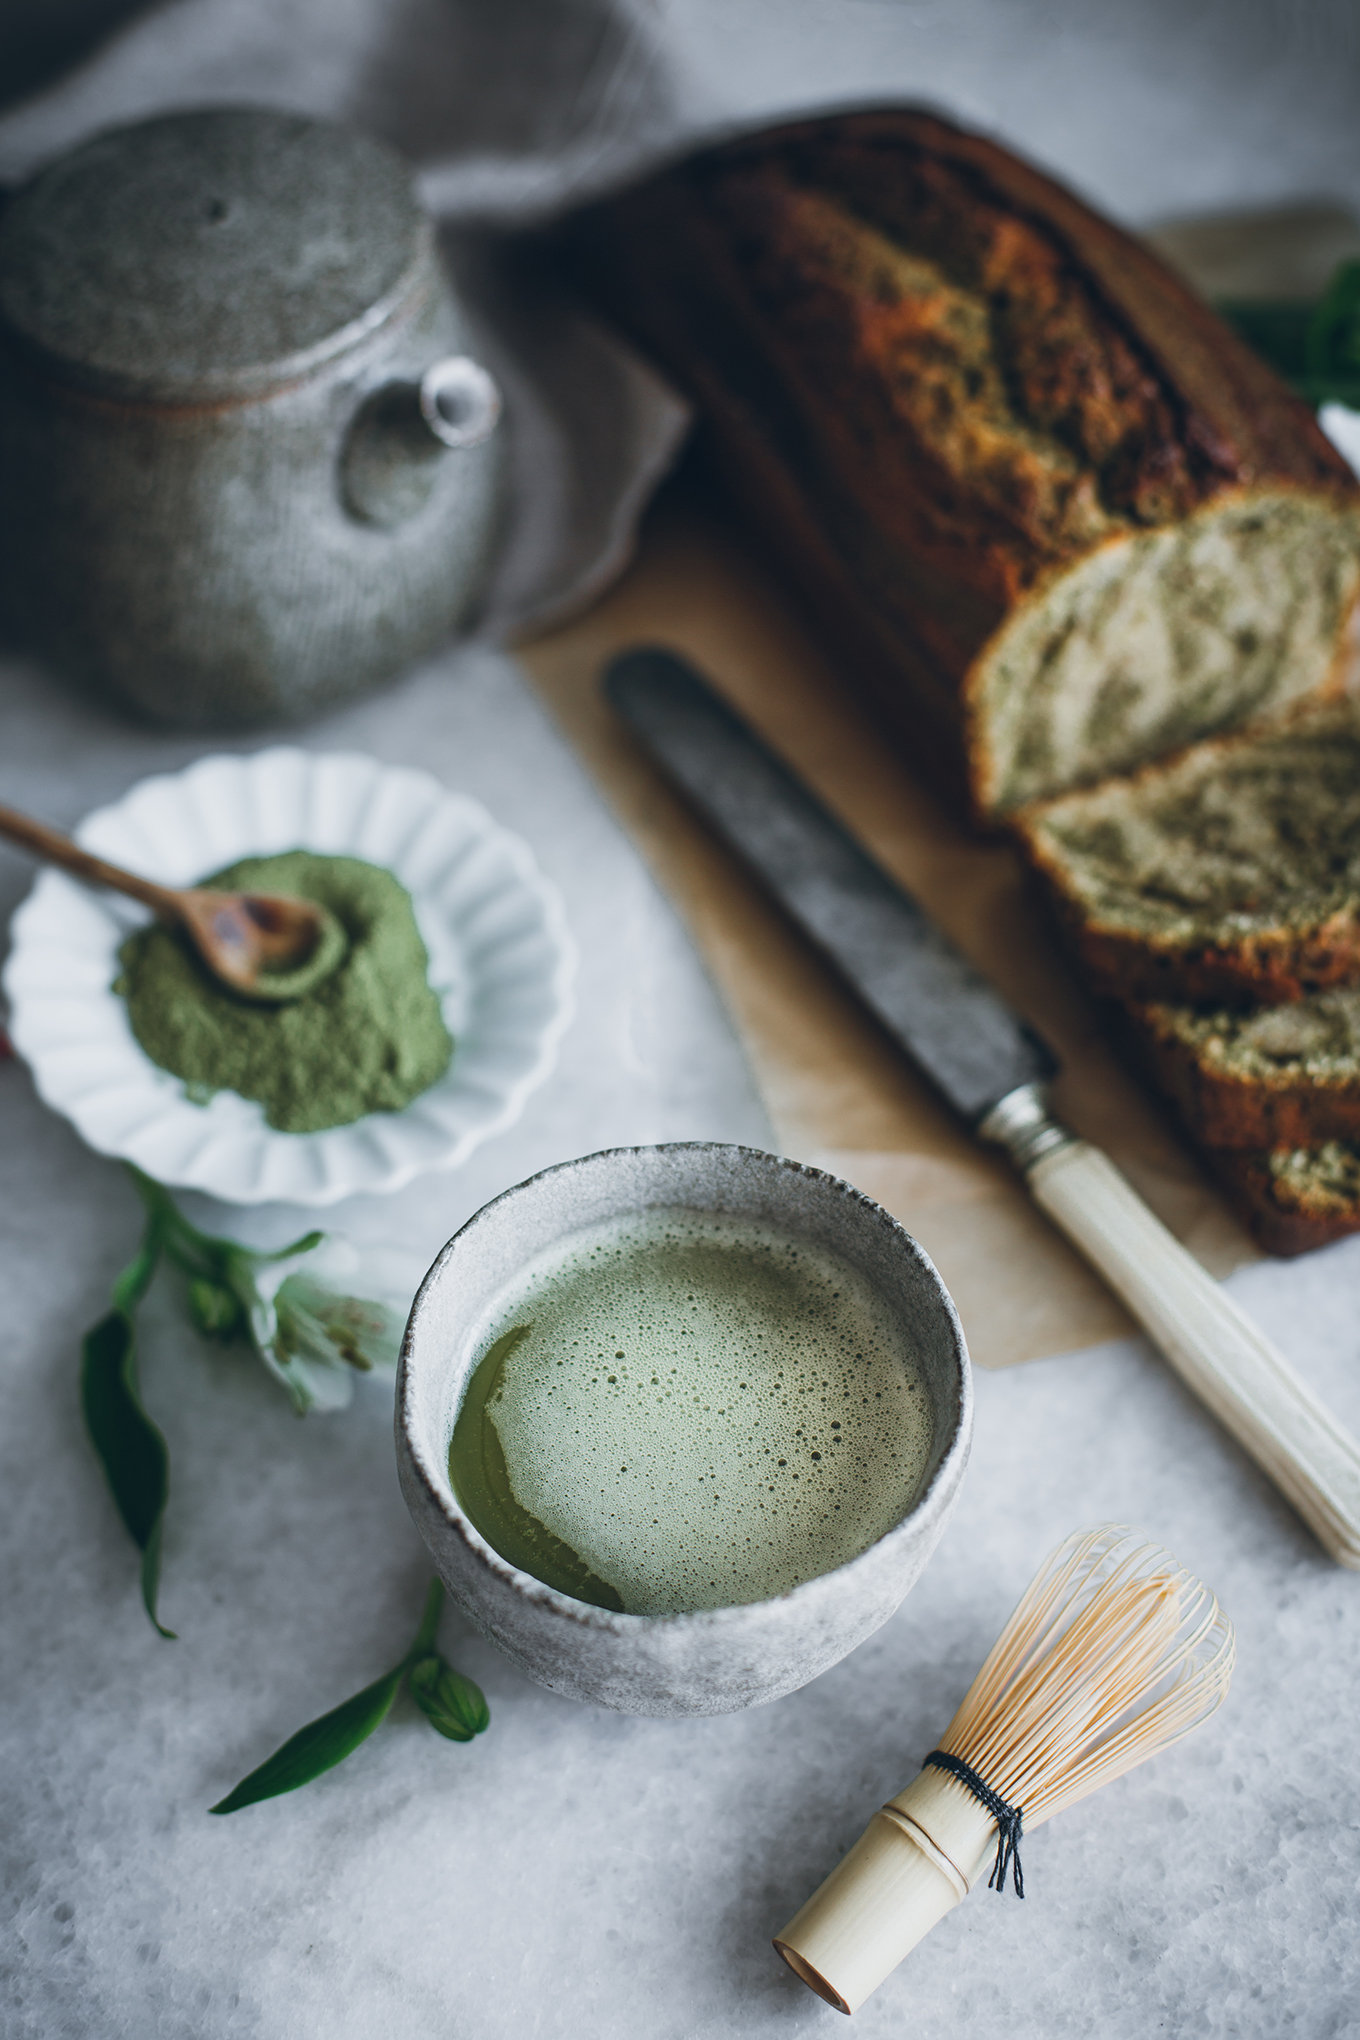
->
[[3, 641, 1360, 2040]]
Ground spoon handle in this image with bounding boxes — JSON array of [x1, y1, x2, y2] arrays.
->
[[0, 802, 184, 920]]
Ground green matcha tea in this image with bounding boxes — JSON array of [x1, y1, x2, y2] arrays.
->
[[448, 1208, 935, 1616]]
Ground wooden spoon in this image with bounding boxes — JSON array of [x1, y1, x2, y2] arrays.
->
[[0, 801, 348, 1003]]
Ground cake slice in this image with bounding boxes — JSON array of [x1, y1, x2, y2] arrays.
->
[[1210, 1139, 1360, 1256], [1017, 697, 1360, 1005], [1132, 986, 1360, 1146], [557, 107, 1360, 817]]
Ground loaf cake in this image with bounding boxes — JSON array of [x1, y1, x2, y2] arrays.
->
[[1131, 986, 1360, 1147], [558, 109, 1360, 1256], [558, 107, 1360, 816], [1210, 1139, 1360, 1256], [1015, 697, 1360, 1006]]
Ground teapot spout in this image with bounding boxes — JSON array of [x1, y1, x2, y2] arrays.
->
[[341, 356, 501, 528]]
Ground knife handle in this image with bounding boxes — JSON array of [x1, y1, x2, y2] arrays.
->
[[981, 1085, 1360, 1568]]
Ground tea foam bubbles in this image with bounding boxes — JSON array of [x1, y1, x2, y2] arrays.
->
[[453, 1207, 934, 1616]]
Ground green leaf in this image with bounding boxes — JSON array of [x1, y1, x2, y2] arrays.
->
[[1307, 258, 1360, 398], [1217, 259, 1360, 409], [408, 1655, 490, 1742], [208, 1581, 469, 1816], [80, 1309, 174, 1639], [209, 1664, 406, 1815], [255, 1229, 326, 1263], [1215, 298, 1316, 384]]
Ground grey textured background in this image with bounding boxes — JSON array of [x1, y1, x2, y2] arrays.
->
[[2, 0, 1358, 226]]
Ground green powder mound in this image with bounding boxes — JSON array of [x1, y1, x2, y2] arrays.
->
[[118, 850, 453, 1133]]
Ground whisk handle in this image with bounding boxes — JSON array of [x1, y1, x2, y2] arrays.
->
[[1021, 1134, 1360, 1568]]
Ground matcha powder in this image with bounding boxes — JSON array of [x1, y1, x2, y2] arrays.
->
[[118, 851, 454, 1132]]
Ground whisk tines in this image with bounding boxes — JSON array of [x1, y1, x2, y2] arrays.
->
[[933, 1525, 1235, 1831]]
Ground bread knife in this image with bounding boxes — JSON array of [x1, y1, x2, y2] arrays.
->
[[604, 645, 1360, 1567]]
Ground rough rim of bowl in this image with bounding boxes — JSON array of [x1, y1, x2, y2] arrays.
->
[[1, 747, 575, 1205], [398, 1141, 972, 1650]]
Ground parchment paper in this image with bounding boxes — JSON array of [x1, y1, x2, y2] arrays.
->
[[517, 482, 1259, 1370]]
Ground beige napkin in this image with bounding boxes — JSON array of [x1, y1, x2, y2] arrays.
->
[[517, 483, 1258, 1371]]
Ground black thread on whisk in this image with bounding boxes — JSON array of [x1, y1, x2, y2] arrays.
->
[[922, 1751, 1025, 1897]]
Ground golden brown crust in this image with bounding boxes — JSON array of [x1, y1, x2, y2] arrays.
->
[[1032, 878, 1360, 1009], [1128, 1004, 1360, 1149], [554, 107, 1358, 811], [815, 112, 1345, 491], [1206, 1147, 1360, 1257]]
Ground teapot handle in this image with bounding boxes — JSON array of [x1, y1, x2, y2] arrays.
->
[[419, 357, 502, 449]]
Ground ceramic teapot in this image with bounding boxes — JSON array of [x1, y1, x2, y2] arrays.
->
[[0, 107, 505, 728]]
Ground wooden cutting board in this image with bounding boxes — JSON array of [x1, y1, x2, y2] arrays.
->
[[516, 474, 1257, 1369]]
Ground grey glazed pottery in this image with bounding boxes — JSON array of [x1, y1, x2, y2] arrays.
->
[[396, 1143, 973, 1717], [0, 107, 504, 728]]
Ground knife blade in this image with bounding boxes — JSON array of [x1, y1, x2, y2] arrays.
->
[[604, 643, 1360, 1568], [605, 644, 1052, 1128]]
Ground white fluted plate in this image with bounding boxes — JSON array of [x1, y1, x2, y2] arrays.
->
[[2, 749, 574, 1205]]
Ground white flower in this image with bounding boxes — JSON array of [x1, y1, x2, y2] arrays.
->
[[240, 1237, 420, 1416]]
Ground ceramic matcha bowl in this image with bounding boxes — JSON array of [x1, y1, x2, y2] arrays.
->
[[395, 1143, 972, 1716]]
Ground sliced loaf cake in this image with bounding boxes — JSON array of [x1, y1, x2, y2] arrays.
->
[[557, 108, 1360, 1256], [558, 107, 1360, 816], [1017, 698, 1360, 1005], [1132, 986, 1360, 1146], [1211, 1139, 1360, 1256]]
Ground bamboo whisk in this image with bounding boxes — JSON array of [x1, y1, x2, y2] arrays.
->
[[774, 1526, 1234, 2015]]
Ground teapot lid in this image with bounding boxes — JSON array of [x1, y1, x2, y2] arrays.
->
[[0, 107, 429, 401]]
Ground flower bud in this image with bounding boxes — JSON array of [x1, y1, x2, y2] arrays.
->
[[187, 1276, 243, 1339], [408, 1654, 490, 1743]]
